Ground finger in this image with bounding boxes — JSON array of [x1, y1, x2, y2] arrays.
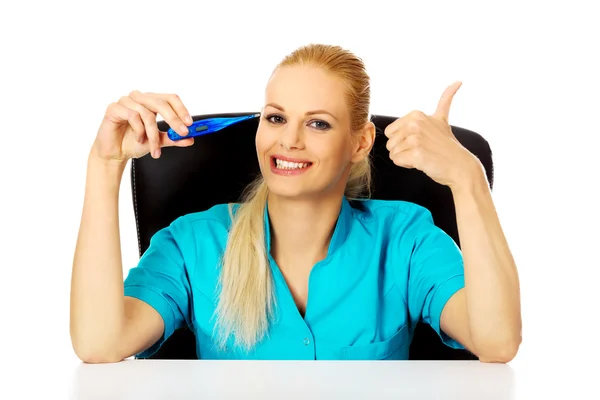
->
[[387, 131, 421, 156], [433, 81, 462, 123], [117, 96, 149, 144], [384, 109, 427, 139], [130, 90, 190, 137], [389, 148, 415, 169], [105, 102, 145, 142], [386, 129, 411, 153], [383, 115, 407, 139], [158, 93, 194, 126], [119, 95, 161, 157], [385, 119, 421, 152], [159, 132, 195, 148]]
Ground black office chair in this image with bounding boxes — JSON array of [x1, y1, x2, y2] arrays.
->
[[130, 112, 494, 361]]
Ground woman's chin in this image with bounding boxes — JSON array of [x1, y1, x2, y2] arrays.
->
[[264, 179, 318, 200]]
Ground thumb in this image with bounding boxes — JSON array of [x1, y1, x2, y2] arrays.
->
[[434, 81, 462, 122]]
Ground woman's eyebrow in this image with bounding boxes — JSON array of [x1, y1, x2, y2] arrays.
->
[[264, 103, 338, 121]]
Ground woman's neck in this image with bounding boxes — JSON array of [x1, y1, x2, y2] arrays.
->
[[267, 193, 343, 268]]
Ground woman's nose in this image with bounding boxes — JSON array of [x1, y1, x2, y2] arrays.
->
[[278, 123, 304, 150]]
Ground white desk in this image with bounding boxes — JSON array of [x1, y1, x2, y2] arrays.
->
[[69, 359, 520, 399]]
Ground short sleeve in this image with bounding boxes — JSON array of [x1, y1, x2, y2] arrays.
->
[[406, 207, 465, 349], [123, 217, 194, 358]]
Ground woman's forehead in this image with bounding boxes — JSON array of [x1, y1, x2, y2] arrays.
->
[[264, 66, 348, 115]]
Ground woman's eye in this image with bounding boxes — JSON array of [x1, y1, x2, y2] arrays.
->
[[310, 120, 331, 130], [264, 115, 330, 130], [266, 115, 285, 124]]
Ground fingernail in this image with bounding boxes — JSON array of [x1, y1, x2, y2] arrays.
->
[[153, 149, 161, 158], [180, 125, 189, 135], [185, 115, 193, 125]]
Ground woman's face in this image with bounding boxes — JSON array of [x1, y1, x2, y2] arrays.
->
[[256, 65, 362, 200]]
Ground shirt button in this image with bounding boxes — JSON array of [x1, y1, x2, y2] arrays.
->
[[303, 337, 311, 346]]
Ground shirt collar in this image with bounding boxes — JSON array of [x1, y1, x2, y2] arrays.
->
[[264, 196, 353, 259]]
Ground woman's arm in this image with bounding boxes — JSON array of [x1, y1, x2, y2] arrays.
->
[[70, 153, 164, 363], [441, 159, 522, 363]]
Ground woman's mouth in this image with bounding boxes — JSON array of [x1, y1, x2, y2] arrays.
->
[[270, 156, 313, 175]]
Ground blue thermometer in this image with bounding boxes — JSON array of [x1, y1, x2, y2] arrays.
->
[[167, 113, 260, 141]]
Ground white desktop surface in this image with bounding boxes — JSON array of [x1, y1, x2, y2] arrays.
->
[[2, 356, 594, 400], [64, 358, 594, 399]]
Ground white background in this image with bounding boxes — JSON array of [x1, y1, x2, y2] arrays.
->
[[1, 0, 598, 397]]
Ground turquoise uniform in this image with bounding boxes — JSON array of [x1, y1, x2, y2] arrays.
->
[[124, 197, 465, 359]]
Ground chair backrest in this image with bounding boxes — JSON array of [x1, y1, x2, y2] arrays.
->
[[130, 112, 494, 360]]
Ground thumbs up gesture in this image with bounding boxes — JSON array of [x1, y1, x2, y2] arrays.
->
[[384, 81, 482, 189]]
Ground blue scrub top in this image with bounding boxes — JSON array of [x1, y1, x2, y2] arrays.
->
[[124, 197, 466, 360]]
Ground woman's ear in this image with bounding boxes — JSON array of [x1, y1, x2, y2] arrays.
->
[[351, 121, 376, 163]]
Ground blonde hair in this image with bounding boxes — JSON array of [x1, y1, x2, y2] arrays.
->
[[213, 43, 372, 352]]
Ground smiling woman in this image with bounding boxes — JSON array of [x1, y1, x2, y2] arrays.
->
[[256, 65, 370, 198], [70, 43, 521, 364], [214, 49, 378, 353]]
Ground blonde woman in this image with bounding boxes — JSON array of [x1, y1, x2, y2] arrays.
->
[[70, 44, 522, 364]]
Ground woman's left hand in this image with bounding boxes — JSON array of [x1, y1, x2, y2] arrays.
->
[[384, 81, 482, 189]]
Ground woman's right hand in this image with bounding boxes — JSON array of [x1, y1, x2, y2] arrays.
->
[[91, 91, 195, 164]]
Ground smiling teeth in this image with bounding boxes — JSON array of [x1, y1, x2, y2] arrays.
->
[[275, 159, 310, 169]]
